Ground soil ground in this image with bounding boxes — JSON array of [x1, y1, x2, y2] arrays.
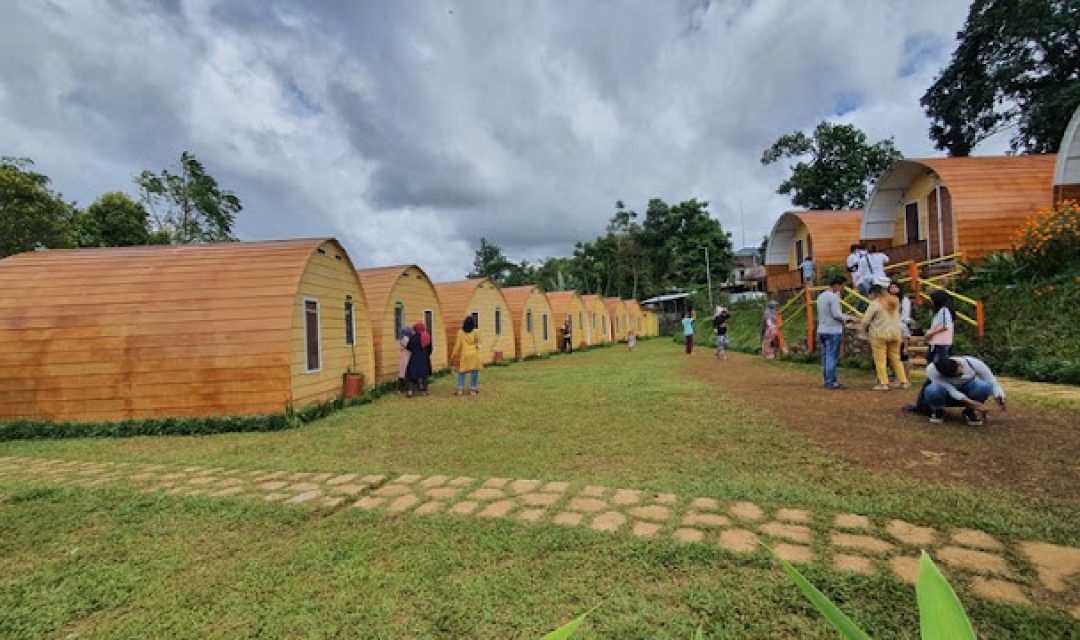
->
[[689, 352, 1080, 502]]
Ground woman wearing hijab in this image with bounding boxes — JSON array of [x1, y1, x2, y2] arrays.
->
[[406, 321, 433, 397], [398, 326, 414, 393], [713, 305, 731, 360], [451, 315, 483, 396], [761, 301, 781, 359]]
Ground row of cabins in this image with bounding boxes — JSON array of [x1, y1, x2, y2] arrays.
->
[[765, 105, 1080, 291], [0, 240, 658, 423]]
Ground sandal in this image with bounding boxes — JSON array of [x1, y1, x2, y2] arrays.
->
[[873, 385, 890, 391]]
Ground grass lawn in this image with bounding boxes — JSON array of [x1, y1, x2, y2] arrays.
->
[[1, 339, 1078, 637]]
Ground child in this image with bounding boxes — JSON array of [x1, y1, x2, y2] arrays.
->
[[627, 330, 636, 351], [451, 315, 483, 396], [713, 305, 730, 360]]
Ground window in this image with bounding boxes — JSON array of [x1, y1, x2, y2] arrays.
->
[[394, 302, 405, 339], [304, 299, 321, 373], [344, 299, 355, 346], [526, 309, 533, 333], [471, 311, 479, 328], [904, 202, 920, 243], [424, 309, 434, 347], [602, 317, 607, 334], [578, 312, 583, 330], [795, 239, 804, 266], [542, 314, 549, 341], [495, 308, 502, 335]]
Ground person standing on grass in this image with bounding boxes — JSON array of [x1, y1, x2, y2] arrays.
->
[[925, 291, 955, 366], [799, 253, 816, 286], [761, 301, 782, 359], [681, 309, 696, 355], [816, 277, 854, 389], [627, 329, 636, 351], [562, 317, 573, 354], [860, 276, 909, 391], [924, 355, 1006, 425], [890, 281, 914, 380], [406, 321, 433, 397], [712, 305, 730, 360], [398, 326, 414, 393], [451, 315, 483, 396]]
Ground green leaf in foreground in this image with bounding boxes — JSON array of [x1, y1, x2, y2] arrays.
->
[[538, 607, 594, 640], [776, 554, 872, 640], [916, 551, 977, 640]]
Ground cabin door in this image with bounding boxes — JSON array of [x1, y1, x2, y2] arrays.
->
[[794, 240, 804, 267], [927, 187, 956, 258], [904, 203, 920, 245]]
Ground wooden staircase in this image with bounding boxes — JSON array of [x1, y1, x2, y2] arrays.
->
[[908, 334, 928, 368]]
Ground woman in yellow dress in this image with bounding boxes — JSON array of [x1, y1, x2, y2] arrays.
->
[[451, 315, 483, 396]]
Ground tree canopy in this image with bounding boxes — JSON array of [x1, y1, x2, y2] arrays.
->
[[921, 0, 1080, 156], [80, 192, 167, 248], [761, 121, 903, 210], [137, 151, 242, 243], [0, 157, 76, 258]]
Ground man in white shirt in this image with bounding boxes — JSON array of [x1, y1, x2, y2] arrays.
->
[[867, 245, 889, 280], [925, 355, 1007, 426]]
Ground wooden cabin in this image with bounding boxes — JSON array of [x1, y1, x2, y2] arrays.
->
[[0, 239, 375, 422], [642, 309, 659, 336], [604, 298, 629, 342], [357, 264, 448, 384], [501, 285, 557, 359], [765, 210, 862, 292], [623, 300, 644, 337], [579, 294, 610, 345], [1054, 105, 1080, 204], [861, 155, 1056, 262], [434, 279, 514, 364], [546, 291, 588, 349]]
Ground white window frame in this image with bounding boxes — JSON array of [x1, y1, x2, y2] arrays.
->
[[303, 297, 322, 374]]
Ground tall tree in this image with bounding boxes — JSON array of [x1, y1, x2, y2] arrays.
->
[[80, 191, 161, 247], [761, 122, 902, 209], [607, 200, 648, 298], [921, 0, 1080, 155], [136, 151, 242, 243], [467, 237, 513, 283], [0, 157, 76, 258], [640, 198, 734, 295]]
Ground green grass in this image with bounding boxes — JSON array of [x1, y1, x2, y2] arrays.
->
[[0, 340, 1077, 637]]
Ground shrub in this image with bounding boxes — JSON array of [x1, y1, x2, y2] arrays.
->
[[1011, 199, 1080, 280]]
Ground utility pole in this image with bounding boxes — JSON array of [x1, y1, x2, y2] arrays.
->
[[703, 246, 714, 311]]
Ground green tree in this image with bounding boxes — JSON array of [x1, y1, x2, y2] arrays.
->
[[136, 151, 242, 243], [503, 259, 537, 287], [0, 157, 76, 258], [533, 257, 581, 292], [467, 236, 513, 283], [761, 121, 902, 209], [81, 192, 157, 247], [607, 200, 649, 298], [921, 0, 1080, 156], [640, 198, 734, 297]]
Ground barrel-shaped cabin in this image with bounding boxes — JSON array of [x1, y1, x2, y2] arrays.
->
[[358, 264, 448, 383], [861, 155, 1056, 262], [0, 238, 375, 422], [1055, 105, 1080, 204], [623, 300, 644, 337], [579, 294, 610, 345], [642, 309, 659, 336], [604, 298, 629, 342], [765, 210, 863, 292], [501, 285, 557, 359], [434, 279, 514, 364], [545, 291, 587, 350]]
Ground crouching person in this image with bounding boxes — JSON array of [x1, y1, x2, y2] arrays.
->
[[925, 355, 1006, 425]]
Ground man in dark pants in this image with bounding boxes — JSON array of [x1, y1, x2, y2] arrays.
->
[[563, 317, 573, 354], [816, 277, 853, 389]]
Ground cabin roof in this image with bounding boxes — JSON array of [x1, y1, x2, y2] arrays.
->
[[766, 210, 863, 266], [357, 264, 435, 316]]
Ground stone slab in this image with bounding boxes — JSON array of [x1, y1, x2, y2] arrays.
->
[[775, 508, 812, 523], [612, 490, 642, 506], [937, 546, 1012, 576], [629, 505, 670, 522], [729, 502, 764, 521], [521, 492, 559, 507], [467, 488, 506, 502], [1019, 540, 1080, 593], [541, 481, 570, 493], [579, 485, 607, 498], [831, 533, 894, 555], [969, 578, 1030, 605], [951, 528, 1004, 551], [887, 520, 938, 546], [834, 514, 872, 530], [689, 497, 719, 511], [632, 521, 661, 538], [509, 479, 541, 494], [553, 511, 583, 526], [478, 500, 516, 519], [834, 554, 875, 576], [673, 528, 704, 543], [387, 494, 420, 512], [426, 487, 462, 500], [775, 544, 813, 564], [719, 529, 758, 553], [286, 490, 321, 504], [450, 501, 479, 515], [760, 522, 812, 544], [354, 496, 385, 510], [414, 501, 445, 516], [568, 497, 608, 513], [682, 512, 730, 529], [590, 511, 626, 532]]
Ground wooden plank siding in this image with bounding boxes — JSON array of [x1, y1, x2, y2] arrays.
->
[[0, 238, 371, 422], [434, 279, 514, 365], [579, 295, 610, 344], [604, 298, 629, 342], [547, 292, 588, 347], [501, 286, 557, 359], [359, 265, 449, 384], [623, 300, 644, 337]]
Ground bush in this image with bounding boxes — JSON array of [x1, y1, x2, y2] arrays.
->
[[1013, 199, 1080, 280]]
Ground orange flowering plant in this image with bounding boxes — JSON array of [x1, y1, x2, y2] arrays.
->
[[1012, 199, 1080, 278]]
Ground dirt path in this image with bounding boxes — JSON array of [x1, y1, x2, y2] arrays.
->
[[688, 352, 1080, 502]]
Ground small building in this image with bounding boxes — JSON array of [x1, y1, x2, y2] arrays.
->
[[357, 264, 448, 384], [1054, 105, 1080, 204], [861, 155, 1056, 262], [579, 294, 610, 344], [643, 309, 660, 336], [546, 291, 588, 349], [501, 285, 557, 359], [765, 210, 863, 292], [642, 291, 691, 334], [623, 299, 644, 337], [729, 247, 766, 291], [434, 279, 514, 364], [0, 239, 375, 422], [604, 298, 629, 342]]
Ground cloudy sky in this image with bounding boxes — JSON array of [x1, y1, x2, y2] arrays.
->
[[2, 0, 992, 280]]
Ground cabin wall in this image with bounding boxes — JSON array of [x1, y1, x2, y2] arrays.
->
[[891, 172, 941, 247], [370, 268, 449, 383], [515, 291, 557, 358], [290, 243, 374, 407], [465, 284, 513, 364], [787, 221, 811, 270]]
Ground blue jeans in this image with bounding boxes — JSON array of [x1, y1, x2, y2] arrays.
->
[[924, 379, 993, 410], [819, 332, 842, 387], [927, 345, 951, 366], [457, 370, 479, 390]]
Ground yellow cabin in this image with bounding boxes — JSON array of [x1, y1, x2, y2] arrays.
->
[[604, 298, 629, 342], [642, 309, 659, 336], [434, 279, 514, 364], [358, 264, 449, 383], [0, 239, 375, 422], [546, 291, 588, 349], [861, 155, 1055, 262], [579, 295, 611, 344], [623, 300, 644, 337], [501, 285, 557, 359]]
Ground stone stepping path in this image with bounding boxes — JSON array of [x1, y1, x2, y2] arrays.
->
[[1, 455, 1078, 620]]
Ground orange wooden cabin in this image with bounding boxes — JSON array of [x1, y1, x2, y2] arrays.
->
[[358, 264, 448, 383], [861, 155, 1056, 262], [765, 210, 863, 292], [501, 285, 557, 359], [434, 279, 514, 365], [0, 239, 375, 422], [546, 291, 588, 349]]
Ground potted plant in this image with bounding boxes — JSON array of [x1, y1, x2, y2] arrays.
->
[[342, 370, 364, 399]]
